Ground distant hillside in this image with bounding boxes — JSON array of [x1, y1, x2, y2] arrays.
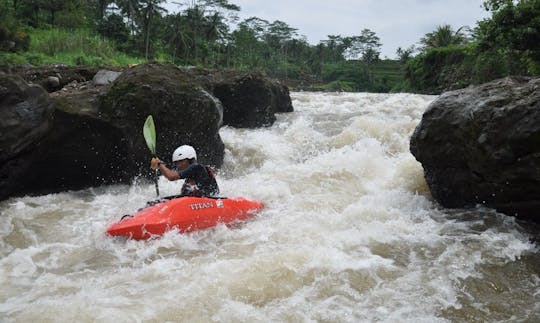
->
[[289, 59, 404, 93]]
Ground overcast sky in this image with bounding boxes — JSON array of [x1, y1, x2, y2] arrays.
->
[[165, 0, 491, 59]]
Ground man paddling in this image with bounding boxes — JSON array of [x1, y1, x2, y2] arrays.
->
[[150, 145, 220, 197]]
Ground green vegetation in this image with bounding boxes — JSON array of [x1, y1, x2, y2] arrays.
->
[[320, 60, 403, 92], [26, 28, 143, 66], [402, 0, 540, 94], [0, 0, 539, 93]]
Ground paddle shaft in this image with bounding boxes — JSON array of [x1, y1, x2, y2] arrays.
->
[[153, 159, 160, 197]]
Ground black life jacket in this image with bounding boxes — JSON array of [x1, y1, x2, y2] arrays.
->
[[181, 165, 219, 197]]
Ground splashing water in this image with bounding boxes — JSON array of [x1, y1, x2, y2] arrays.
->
[[1, 92, 538, 322]]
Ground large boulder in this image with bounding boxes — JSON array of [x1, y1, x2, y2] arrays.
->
[[410, 76, 540, 220], [99, 62, 225, 177], [177, 67, 293, 127], [0, 74, 54, 199], [22, 107, 127, 196], [0, 77, 126, 199], [213, 71, 293, 128]]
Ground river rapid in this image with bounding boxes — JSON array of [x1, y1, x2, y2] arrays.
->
[[1, 92, 539, 322]]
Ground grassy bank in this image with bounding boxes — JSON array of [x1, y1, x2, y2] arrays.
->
[[1, 28, 407, 93], [0, 28, 143, 68]]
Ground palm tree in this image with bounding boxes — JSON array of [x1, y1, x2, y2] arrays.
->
[[95, 0, 112, 20], [116, 0, 140, 35], [139, 0, 167, 60], [420, 24, 469, 50], [163, 12, 192, 63], [322, 35, 347, 62]]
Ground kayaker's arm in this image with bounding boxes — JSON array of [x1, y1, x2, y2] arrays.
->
[[158, 163, 180, 181], [151, 157, 180, 181]]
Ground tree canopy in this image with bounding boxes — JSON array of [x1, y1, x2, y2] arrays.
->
[[1, 0, 539, 94]]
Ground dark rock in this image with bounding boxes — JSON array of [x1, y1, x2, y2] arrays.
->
[[0, 40, 16, 51], [44, 76, 61, 91], [0, 62, 293, 200], [0, 75, 54, 199], [410, 76, 540, 220], [272, 82, 294, 113], [213, 72, 293, 127], [19, 107, 127, 196], [99, 62, 225, 177], [180, 68, 293, 126], [0, 75, 54, 157], [1, 78, 127, 198]]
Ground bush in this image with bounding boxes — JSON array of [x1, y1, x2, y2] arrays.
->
[[0, 52, 27, 67], [24, 52, 46, 65], [405, 45, 471, 94], [0, 25, 30, 52]]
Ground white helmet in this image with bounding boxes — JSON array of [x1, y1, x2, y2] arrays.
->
[[172, 145, 197, 161]]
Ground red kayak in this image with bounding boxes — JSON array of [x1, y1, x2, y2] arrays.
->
[[106, 196, 264, 240]]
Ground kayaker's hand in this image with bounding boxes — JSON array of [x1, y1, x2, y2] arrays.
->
[[150, 157, 160, 170]]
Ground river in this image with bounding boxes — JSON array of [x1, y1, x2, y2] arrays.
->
[[1, 92, 539, 322]]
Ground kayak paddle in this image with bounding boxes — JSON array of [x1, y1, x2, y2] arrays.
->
[[143, 115, 160, 196]]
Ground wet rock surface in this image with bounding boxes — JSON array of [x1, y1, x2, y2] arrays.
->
[[411, 76, 540, 221]]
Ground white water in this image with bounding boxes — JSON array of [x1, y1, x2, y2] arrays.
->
[[1, 92, 539, 322]]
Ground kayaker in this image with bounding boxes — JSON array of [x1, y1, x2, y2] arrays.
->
[[150, 145, 220, 197]]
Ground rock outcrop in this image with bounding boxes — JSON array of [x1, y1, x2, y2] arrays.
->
[[17, 65, 103, 92], [410, 76, 540, 220], [0, 75, 55, 199], [212, 71, 293, 127], [99, 62, 225, 178], [0, 62, 293, 200]]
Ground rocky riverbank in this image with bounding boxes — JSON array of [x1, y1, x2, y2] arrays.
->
[[0, 62, 293, 200]]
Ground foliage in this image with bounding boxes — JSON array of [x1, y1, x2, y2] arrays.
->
[[1, 0, 539, 94], [96, 13, 130, 45], [419, 24, 469, 51], [0, 1, 30, 52], [405, 45, 471, 94], [0, 0, 394, 91], [0, 52, 28, 67], [321, 59, 403, 92], [476, 0, 540, 73], [9, 28, 142, 66], [322, 80, 356, 92], [343, 29, 382, 63], [404, 0, 540, 94]]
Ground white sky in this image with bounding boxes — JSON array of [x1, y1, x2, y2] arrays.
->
[[165, 0, 491, 59]]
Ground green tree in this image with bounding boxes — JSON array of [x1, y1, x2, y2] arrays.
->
[[396, 46, 416, 63], [139, 0, 167, 60], [92, 0, 112, 20], [477, 0, 540, 72], [162, 12, 191, 63], [321, 35, 348, 62], [238, 16, 269, 40], [116, 0, 140, 35], [164, 0, 238, 64], [97, 13, 130, 44], [344, 29, 381, 62], [419, 24, 469, 50], [229, 19, 265, 68], [265, 20, 298, 78]]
